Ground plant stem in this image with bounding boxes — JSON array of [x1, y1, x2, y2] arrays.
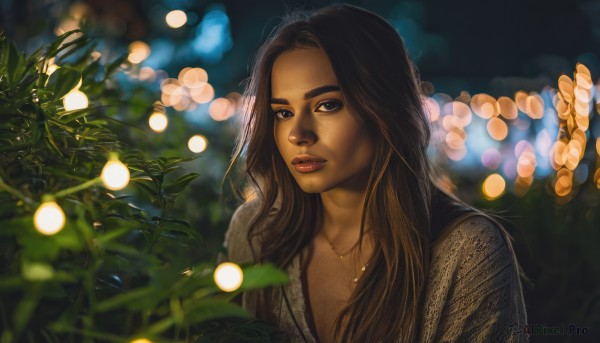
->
[[0, 177, 36, 207], [54, 177, 102, 199]]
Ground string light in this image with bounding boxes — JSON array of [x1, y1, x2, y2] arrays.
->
[[148, 112, 168, 132], [101, 155, 130, 191], [63, 89, 88, 111], [214, 262, 243, 292], [188, 135, 208, 153], [129, 339, 154, 343], [34, 199, 66, 235]]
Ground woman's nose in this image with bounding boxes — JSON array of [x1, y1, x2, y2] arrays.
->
[[288, 113, 317, 146]]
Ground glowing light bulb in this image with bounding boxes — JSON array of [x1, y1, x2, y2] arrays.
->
[[101, 159, 130, 190], [166, 10, 187, 28], [34, 201, 66, 235], [63, 90, 88, 111], [188, 135, 208, 153], [148, 112, 168, 132], [130, 339, 154, 343], [214, 262, 243, 292]]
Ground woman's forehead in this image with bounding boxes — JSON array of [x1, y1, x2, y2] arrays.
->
[[270, 47, 338, 98]]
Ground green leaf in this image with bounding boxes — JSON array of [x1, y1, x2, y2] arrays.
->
[[1, 39, 26, 85], [44, 30, 82, 59], [0, 276, 25, 291], [13, 284, 42, 334], [96, 286, 157, 312], [104, 54, 128, 78], [162, 222, 203, 242], [21, 261, 54, 281], [164, 172, 200, 195], [239, 263, 289, 291], [185, 299, 250, 324], [52, 222, 85, 251], [46, 67, 81, 100]]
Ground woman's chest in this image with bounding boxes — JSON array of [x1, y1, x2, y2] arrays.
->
[[302, 242, 368, 342]]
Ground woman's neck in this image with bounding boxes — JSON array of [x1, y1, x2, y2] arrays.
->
[[319, 187, 368, 240]]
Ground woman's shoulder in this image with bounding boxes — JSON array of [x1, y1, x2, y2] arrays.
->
[[223, 198, 263, 264], [432, 214, 510, 264], [424, 215, 528, 342]]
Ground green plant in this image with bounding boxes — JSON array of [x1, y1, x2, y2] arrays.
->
[[0, 31, 287, 342]]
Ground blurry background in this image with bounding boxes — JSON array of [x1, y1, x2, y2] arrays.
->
[[1, 0, 599, 341]]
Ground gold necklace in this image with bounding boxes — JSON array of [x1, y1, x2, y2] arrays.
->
[[319, 231, 370, 284]]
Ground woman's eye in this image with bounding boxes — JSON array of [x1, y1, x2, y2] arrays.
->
[[274, 109, 293, 119], [316, 100, 343, 112]]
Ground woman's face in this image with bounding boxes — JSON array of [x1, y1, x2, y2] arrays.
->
[[271, 47, 375, 194]]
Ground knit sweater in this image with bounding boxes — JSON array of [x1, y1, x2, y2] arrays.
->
[[222, 199, 529, 342]]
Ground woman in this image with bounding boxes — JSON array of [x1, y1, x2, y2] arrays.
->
[[223, 4, 528, 342]]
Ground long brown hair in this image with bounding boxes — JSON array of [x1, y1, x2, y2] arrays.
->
[[227, 4, 518, 342]]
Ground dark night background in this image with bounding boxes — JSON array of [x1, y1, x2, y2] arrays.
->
[[1, 0, 599, 341]]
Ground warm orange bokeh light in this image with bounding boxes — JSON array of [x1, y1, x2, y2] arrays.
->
[[525, 94, 544, 119], [516, 151, 536, 178], [190, 83, 215, 104], [128, 41, 151, 64], [471, 93, 498, 119], [487, 117, 508, 141], [445, 131, 465, 150], [498, 96, 518, 120], [482, 173, 506, 200], [209, 97, 235, 121], [558, 75, 574, 103], [422, 96, 440, 122], [514, 91, 528, 114], [179, 67, 208, 89]]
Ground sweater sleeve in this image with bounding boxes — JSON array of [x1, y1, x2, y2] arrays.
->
[[429, 216, 528, 342], [219, 199, 262, 265], [218, 199, 266, 316]]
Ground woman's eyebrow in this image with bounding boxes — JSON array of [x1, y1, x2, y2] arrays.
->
[[270, 85, 341, 105]]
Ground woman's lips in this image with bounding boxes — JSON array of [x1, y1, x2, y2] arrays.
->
[[291, 154, 326, 173]]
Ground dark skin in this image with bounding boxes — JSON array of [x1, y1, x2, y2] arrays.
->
[[271, 47, 376, 342]]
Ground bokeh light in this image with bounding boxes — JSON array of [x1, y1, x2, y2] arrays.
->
[[555, 168, 573, 196], [481, 148, 502, 170], [188, 135, 208, 153], [128, 41, 151, 64], [209, 97, 235, 121], [482, 173, 506, 200], [190, 83, 215, 104], [498, 96, 518, 120], [422, 96, 440, 122], [149, 112, 168, 132], [166, 10, 187, 28], [487, 117, 508, 141], [63, 90, 88, 111], [101, 159, 130, 191], [471, 93, 498, 119], [214, 262, 243, 292], [179, 67, 208, 88], [34, 201, 66, 235], [525, 93, 544, 119], [139, 67, 156, 81]]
